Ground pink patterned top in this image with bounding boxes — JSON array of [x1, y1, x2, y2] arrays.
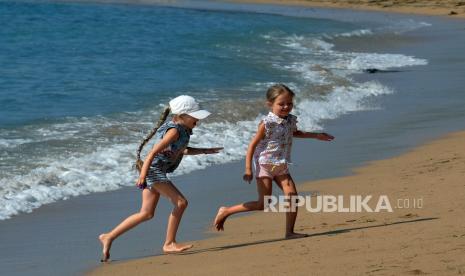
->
[[254, 112, 298, 166]]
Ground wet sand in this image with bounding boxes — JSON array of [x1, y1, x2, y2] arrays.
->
[[90, 130, 465, 275]]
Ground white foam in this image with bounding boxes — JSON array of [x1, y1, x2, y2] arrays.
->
[[324, 29, 374, 39], [0, 144, 134, 220], [279, 35, 428, 72], [295, 81, 394, 130], [345, 53, 428, 71], [383, 19, 432, 34], [0, 138, 33, 148]]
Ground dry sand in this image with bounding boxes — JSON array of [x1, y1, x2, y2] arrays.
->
[[221, 0, 465, 18], [90, 130, 465, 275]]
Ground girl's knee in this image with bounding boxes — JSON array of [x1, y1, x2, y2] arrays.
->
[[282, 180, 298, 195], [140, 211, 155, 221], [175, 198, 188, 210]]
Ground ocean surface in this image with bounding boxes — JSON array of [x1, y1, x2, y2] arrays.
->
[[0, 0, 431, 221]]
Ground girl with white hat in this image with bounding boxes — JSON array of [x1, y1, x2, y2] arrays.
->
[[99, 95, 222, 261]]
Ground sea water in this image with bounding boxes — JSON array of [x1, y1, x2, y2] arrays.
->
[[0, 0, 430, 220]]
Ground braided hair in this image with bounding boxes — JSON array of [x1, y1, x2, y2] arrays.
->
[[135, 106, 171, 172]]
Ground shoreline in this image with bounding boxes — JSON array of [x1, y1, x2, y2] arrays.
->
[[48, 0, 465, 19], [2, 1, 464, 275], [90, 129, 465, 275], [88, 3, 465, 274], [218, 0, 465, 18]]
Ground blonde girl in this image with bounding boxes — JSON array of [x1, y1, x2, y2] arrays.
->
[[214, 84, 334, 238]]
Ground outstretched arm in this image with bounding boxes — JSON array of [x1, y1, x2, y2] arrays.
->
[[293, 130, 334, 141], [137, 128, 179, 186], [184, 147, 223, 155], [243, 122, 266, 183]]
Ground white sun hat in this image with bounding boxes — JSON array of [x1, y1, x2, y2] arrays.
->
[[169, 95, 211, 120]]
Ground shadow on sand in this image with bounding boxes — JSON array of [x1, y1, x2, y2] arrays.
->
[[107, 217, 438, 262], [178, 217, 438, 255]]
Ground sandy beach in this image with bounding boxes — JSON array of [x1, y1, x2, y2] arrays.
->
[[87, 2, 465, 275], [220, 0, 465, 18], [2, 1, 464, 275], [90, 130, 465, 275]]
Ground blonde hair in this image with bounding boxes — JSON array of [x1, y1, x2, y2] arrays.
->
[[266, 84, 295, 102], [135, 106, 171, 172]]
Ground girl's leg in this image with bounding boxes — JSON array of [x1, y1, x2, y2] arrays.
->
[[150, 181, 192, 253], [99, 188, 160, 262], [214, 177, 272, 231], [274, 174, 307, 239]]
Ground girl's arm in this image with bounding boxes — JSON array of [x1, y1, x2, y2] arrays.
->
[[183, 147, 223, 155], [293, 130, 334, 141], [243, 122, 266, 183], [137, 128, 179, 185]]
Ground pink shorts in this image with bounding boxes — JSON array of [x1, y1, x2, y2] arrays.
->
[[255, 163, 289, 179]]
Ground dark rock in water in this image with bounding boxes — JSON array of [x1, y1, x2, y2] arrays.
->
[[364, 68, 381, 74], [363, 68, 401, 74], [449, 11, 458, 15]]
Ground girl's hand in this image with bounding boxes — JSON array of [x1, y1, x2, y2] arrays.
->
[[243, 169, 253, 183], [136, 177, 147, 190], [203, 147, 223, 154], [316, 133, 334, 141]]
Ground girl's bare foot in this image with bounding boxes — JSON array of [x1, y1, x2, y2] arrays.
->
[[163, 242, 193, 254], [285, 232, 308, 239], [214, 207, 227, 231], [99, 233, 112, 262]]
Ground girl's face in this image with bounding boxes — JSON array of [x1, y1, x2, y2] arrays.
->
[[179, 114, 199, 129], [268, 92, 294, 118]]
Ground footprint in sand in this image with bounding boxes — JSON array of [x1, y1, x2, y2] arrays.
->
[[358, 218, 376, 223], [369, 268, 386, 273], [441, 259, 453, 263], [399, 213, 419, 219]]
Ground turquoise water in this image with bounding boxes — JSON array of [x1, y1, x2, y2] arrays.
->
[[1, 0, 354, 126]]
